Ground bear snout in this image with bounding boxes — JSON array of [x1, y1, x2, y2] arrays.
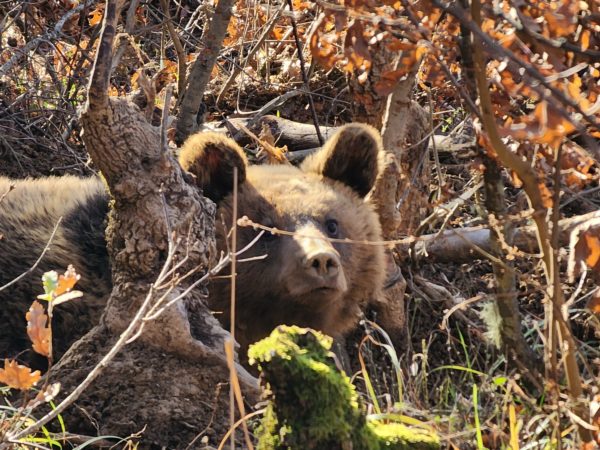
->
[[280, 222, 349, 297], [303, 250, 347, 291], [304, 250, 339, 277]]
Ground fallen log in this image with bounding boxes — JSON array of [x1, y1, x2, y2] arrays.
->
[[398, 210, 600, 263], [208, 114, 473, 156]]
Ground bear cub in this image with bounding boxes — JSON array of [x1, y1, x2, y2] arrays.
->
[[0, 124, 385, 365]]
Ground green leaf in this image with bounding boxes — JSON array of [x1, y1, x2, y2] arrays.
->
[[492, 376, 508, 386], [42, 271, 59, 296]]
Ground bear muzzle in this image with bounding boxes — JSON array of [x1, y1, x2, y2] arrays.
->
[[281, 222, 348, 297]]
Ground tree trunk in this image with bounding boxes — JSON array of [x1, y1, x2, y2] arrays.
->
[[175, 0, 235, 144], [348, 47, 430, 347], [47, 2, 257, 447]]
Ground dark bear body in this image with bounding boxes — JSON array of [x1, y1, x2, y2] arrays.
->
[[0, 176, 111, 365], [0, 125, 385, 365]]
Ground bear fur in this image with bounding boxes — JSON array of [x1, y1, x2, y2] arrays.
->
[[0, 176, 111, 367], [0, 124, 385, 366]]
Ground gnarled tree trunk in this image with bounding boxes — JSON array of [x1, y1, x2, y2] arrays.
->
[[46, 1, 257, 447]]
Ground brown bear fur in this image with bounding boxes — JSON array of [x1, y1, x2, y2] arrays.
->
[[0, 176, 111, 367], [179, 125, 386, 358], [0, 125, 386, 367]]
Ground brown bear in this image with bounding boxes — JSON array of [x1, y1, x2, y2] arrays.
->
[[0, 124, 385, 367]]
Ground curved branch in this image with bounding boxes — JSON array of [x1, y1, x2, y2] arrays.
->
[[470, 0, 592, 442], [87, 0, 121, 111]]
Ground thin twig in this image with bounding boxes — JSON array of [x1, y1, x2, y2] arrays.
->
[[141, 230, 265, 322], [111, 0, 141, 71], [217, 409, 266, 450], [0, 217, 63, 293], [5, 260, 166, 443], [229, 166, 239, 450], [218, 1, 287, 104], [0, 0, 95, 76], [161, 86, 173, 153], [159, 0, 187, 99], [431, 0, 600, 135]]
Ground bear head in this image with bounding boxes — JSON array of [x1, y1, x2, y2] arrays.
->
[[179, 125, 386, 354]]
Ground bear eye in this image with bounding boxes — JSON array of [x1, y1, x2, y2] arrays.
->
[[325, 219, 339, 237]]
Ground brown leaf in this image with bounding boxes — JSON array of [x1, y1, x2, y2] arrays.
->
[[568, 219, 600, 282], [0, 359, 41, 390], [55, 264, 80, 296], [561, 141, 596, 190], [503, 102, 575, 149], [26, 301, 51, 357], [538, 182, 553, 208], [88, 5, 104, 27], [374, 69, 407, 96], [310, 24, 340, 70], [223, 15, 240, 47], [272, 26, 287, 40], [581, 29, 591, 52]]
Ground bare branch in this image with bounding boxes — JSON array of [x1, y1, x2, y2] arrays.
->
[[0, 0, 95, 77], [87, 0, 122, 111], [175, 0, 235, 143]]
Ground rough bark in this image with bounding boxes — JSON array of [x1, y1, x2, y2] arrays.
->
[[47, 1, 257, 446], [175, 0, 235, 144], [482, 157, 542, 378], [352, 52, 430, 347]]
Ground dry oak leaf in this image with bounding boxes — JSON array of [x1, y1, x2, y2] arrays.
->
[[26, 301, 51, 357], [88, 4, 104, 27], [0, 359, 41, 390], [55, 264, 80, 296], [567, 218, 600, 282]]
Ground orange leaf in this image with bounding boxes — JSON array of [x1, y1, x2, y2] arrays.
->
[[310, 28, 340, 70], [0, 359, 41, 390], [272, 26, 287, 40], [568, 219, 600, 282], [55, 265, 80, 296], [584, 234, 600, 269], [88, 5, 104, 26], [587, 289, 600, 314], [581, 29, 591, 52], [26, 301, 51, 357]]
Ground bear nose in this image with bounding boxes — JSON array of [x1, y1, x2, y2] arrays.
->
[[304, 251, 340, 279]]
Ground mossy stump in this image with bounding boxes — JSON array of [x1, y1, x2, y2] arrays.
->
[[248, 326, 440, 450]]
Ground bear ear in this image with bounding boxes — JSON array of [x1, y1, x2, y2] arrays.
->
[[301, 123, 382, 197], [179, 132, 248, 202]]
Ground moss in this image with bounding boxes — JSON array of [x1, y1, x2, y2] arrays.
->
[[248, 326, 440, 450], [370, 422, 440, 449]]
